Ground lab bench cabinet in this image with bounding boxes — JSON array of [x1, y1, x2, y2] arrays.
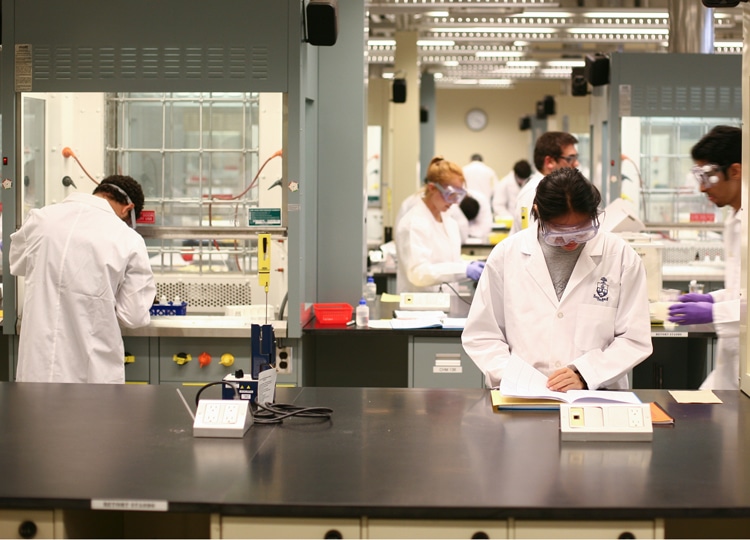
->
[[410, 337, 483, 389]]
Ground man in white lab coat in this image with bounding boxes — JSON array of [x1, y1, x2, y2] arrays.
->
[[10, 175, 156, 383], [461, 154, 498, 204], [462, 168, 652, 390], [668, 126, 741, 390], [492, 159, 532, 220], [509, 132, 579, 235]]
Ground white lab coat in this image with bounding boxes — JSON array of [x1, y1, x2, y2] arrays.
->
[[395, 198, 468, 293], [448, 189, 493, 243], [462, 160, 499, 203], [492, 170, 523, 219], [10, 192, 156, 383], [462, 224, 653, 389], [702, 209, 741, 390], [509, 171, 544, 234]]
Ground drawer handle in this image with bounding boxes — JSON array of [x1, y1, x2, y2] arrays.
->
[[323, 529, 343, 539], [471, 532, 489, 539], [18, 521, 38, 539]]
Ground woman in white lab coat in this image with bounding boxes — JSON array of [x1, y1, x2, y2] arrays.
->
[[10, 176, 156, 384], [396, 156, 484, 293], [462, 168, 652, 390]]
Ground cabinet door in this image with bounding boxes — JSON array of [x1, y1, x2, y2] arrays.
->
[[514, 519, 663, 539], [219, 517, 361, 539], [0, 510, 56, 539], [411, 337, 483, 388], [369, 518, 508, 538]]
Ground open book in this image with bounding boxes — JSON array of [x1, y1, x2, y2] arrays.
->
[[494, 355, 642, 410]]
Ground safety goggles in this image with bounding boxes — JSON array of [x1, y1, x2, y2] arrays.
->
[[107, 183, 137, 229], [429, 182, 467, 204], [540, 219, 599, 247], [558, 153, 579, 165], [691, 164, 724, 189]]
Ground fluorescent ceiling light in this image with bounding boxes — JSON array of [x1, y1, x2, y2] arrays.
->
[[479, 79, 513, 85], [443, 60, 459, 66], [368, 39, 396, 47], [425, 11, 449, 17], [418, 40, 456, 46], [507, 60, 539, 67], [547, 60, 585, 67], [382, 73, 394, 79], [582, 11, 668, 18], [716, 41, 742, 48], [454, 79, 479, 85], [433, 72, 444, 79], [475, 51, 526, 58], [568, 28, 668, 35], [516, 11, 572, 17], [514, 41, 529, 46], [431, 27, 555, 34]]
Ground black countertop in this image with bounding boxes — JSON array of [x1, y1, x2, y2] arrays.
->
[[0, 383, 748, 520]]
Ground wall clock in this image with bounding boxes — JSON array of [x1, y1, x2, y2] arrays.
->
[[465, 108, 488, 131]]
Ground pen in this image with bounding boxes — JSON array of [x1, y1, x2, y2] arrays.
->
[[346, 320, 356, 326]]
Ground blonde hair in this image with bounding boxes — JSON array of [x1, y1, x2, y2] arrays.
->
[[425, 156, 465, 187]]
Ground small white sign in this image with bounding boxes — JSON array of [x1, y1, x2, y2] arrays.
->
[[433, 366, 463, 374], [91, 499, 168, 512]]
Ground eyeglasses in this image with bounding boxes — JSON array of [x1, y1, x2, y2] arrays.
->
[[540, 219, 599, 247], [558, 153, 579, 165], [429, 182, 467, 204], [691, 164, 724, 189]]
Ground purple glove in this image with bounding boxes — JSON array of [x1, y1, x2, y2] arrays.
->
[[678, 293, 713, 304], [668, 302, 713, 325], [466, 261, 485, 281]]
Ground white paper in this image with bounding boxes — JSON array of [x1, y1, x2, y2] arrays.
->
[[499, 355, 641, 404], [393, 310, 447, 319], [669, 390, 723, 404]]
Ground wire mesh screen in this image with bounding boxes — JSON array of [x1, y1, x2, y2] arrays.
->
[[155, 276, 252, 313]]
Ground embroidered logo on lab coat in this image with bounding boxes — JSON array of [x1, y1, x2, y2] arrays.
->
[[594, 277, 609, 302]]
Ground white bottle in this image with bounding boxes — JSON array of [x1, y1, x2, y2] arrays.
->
[[355, 297, 369, 328], [364, 276, 379, 319]]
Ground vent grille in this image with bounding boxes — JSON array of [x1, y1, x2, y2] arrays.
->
[[31, 45, 269, 83], [632, 84, 741, 116], [155, 278, 253, 313]]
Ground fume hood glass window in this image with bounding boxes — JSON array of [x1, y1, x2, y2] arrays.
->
[[106, 92, 262, 274], [634, 116, 739, 225]]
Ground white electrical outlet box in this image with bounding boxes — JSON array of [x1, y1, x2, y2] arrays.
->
[[399, 292, 451, 311], [193, 399, 253, 438], [560, 403, 653, 442]]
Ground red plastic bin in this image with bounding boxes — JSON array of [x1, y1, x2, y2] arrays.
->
[[314, 303, 353, 325]]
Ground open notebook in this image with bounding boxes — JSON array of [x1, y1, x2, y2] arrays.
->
[[493, 356, 642, 410]]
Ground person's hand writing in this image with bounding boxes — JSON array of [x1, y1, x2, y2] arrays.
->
[[668, 301, 713, 325], [466, 260, 485, 281], [546, 367, 585, 392]]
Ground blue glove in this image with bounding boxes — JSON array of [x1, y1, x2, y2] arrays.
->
[[678, 293, 713, 304], [466, 261, 485, 281], [668, 302, 713, 325]]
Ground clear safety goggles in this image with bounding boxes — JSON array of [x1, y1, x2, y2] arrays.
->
[[107, 183, 137, 229], [540, 219, 599, 247], [691, 164, 724, 189], [430, 182, 467, 204]]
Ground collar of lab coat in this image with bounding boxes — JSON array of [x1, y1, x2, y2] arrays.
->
[[519, 222, 605, 304], [63, 191, 119, 216]]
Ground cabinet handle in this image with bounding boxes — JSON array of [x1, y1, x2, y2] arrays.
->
[[18, 521, 38, 539], [618, 532, 636, 539], [323, 529, 343, 539], [471, 532, 490, 539]]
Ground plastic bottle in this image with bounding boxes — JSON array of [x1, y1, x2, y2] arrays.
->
[[364, 276, 379, 319], [355, 297, 370, 328]]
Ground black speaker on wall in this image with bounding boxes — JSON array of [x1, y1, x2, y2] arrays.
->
[[420, 107, 429, 123], [584, 53, 610, 87], [392, 78, 407, 103], [571, 66, 588, 97], [542, 95, 556, 116], [519, 115, 532, 131], [306, 0, 338, 46], [535, 100, 547, 120]]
